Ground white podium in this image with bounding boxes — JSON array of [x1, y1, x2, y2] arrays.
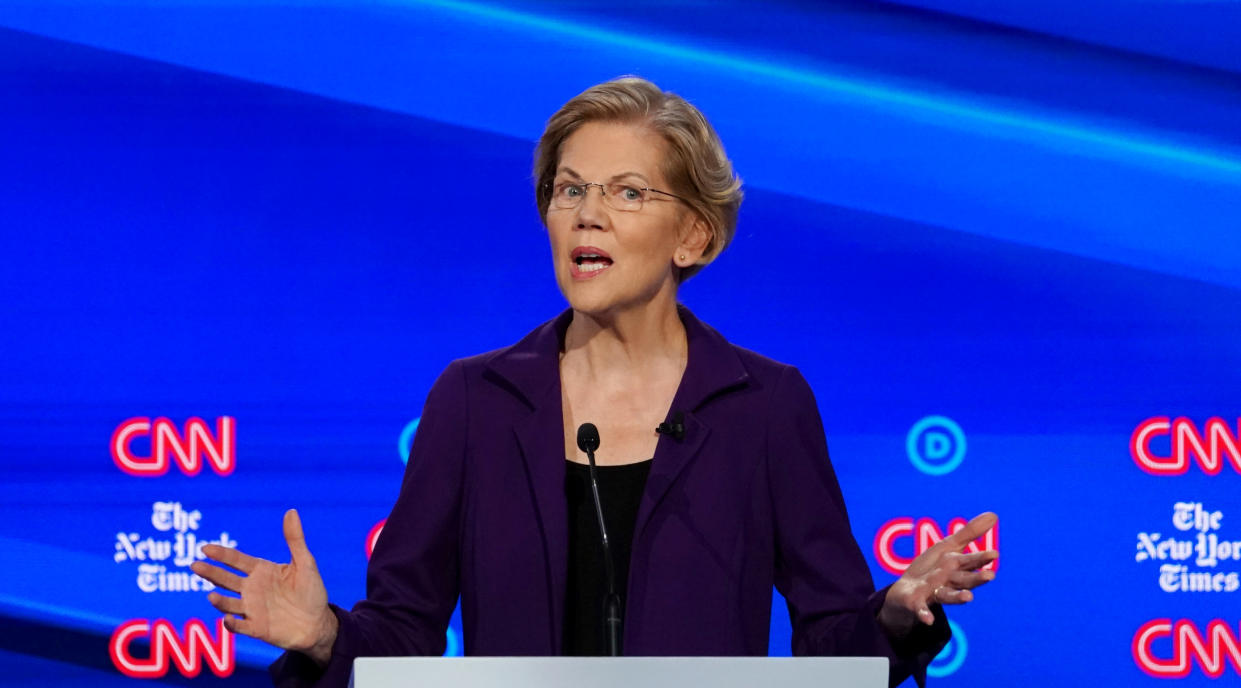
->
[[349, 657, 888, 688]]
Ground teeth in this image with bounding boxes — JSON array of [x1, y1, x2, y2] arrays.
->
[[580, 262, 608, 272]]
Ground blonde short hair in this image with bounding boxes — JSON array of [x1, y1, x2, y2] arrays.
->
[[533, 77, 743, 282]]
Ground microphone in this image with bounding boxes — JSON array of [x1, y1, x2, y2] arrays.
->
[[655, 411, 685, 441], [576, 423, 600, 454], [576, 423, 623, 656]]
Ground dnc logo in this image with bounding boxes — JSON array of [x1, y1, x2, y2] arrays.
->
[[389, 415, 461, 657], [929, 619, 968, 678], [398, 417, 421, 464], [907, 416, 967, 476]]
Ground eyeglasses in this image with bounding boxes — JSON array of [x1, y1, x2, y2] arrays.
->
[[545, 180, 686, 212]]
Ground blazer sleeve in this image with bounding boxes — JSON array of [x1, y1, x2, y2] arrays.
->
[[766, 366, 949, 688], [269, 359, 468, 688]]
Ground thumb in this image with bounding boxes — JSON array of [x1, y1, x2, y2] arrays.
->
[[283, 509, 315, 568]]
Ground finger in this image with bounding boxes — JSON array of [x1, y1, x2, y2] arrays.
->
[[950, 568, 996, 590], [916, 604, 936, 626], [201, 543, 262, 575], [951, 549, 999, 571], [945, 512, 998, 550], [936, 587, 975, 605], [207, 591, 245, 617], [222, 613, 257, 638], [190, 561, 245, 593], [284, 509, 316, 568]]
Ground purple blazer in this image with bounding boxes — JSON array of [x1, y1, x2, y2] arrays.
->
[[271, 306, 949, 687]]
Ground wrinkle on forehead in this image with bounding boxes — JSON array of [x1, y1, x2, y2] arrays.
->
[[556, 166, 652, 184], [557, 121, 669, 188]]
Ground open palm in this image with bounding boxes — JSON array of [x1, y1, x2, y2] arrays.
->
[[879, 511, 998, 635], [191, 509, 336, 657]]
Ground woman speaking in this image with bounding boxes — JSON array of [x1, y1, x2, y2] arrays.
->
[[191, 77, 998, 688]]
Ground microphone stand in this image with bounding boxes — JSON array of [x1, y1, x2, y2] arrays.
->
[[577, 423, 622, 656]]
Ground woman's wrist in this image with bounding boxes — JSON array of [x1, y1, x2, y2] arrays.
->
[[877, 587, 917, 640], [303, 607, 339, 668]]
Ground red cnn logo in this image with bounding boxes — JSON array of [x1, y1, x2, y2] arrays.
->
[[1131, 417, 1241, 476], [111, 417, 236, 476], [109, 618, 233, 678], [874, 517, 999, 576], [366, 519, 387, 560], [1133, 619, 1241, 678]]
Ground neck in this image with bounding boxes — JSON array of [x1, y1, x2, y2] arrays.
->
[[562, 286, 687, 381]]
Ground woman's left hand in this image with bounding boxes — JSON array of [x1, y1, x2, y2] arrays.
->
[[877, 511, 998, 637]]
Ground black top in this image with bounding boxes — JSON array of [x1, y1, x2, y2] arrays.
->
[[562, 458, 653, 655]]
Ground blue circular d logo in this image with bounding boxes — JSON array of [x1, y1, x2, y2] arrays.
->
[[398, 417, 421, 465], [906, 416, 966, 476], [928, 619, 968, 678]]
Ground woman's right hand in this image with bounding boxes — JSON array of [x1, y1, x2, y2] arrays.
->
[[190, 509, 339, 666]]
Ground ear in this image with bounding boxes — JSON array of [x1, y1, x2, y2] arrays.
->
[[673, 214, 712, 268]]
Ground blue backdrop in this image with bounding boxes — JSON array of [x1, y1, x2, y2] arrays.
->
[[2, 1, 1239, 685]]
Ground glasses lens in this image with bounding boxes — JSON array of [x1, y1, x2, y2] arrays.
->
[[604, 184, 645, 212], [551, 182, 584, 208], [548, 182, 646, 211]]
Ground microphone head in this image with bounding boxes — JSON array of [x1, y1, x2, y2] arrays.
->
[[576, 423, 600, 454]]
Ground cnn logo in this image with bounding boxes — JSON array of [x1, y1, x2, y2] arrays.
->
[[109, 618, 233, 678], [111, 417, 235, 477], [873, 517, 999, 576], [1131, 417, 1241, 476], [366, 519, 387, 560], [1134, 619, 1241, 678]]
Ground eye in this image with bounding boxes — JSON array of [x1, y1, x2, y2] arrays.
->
[[619, 186, 644, 202], [556, 183, 583, 198]]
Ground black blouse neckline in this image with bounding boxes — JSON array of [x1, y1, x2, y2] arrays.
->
[[562, 457, 653, 655], [565, 458, 653, 469]]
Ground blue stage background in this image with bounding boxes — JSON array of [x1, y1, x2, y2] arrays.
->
[[1, 1, 1239, 685]]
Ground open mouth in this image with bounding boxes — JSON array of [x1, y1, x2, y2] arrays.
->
[[574, 253, 613, 272], [571, 247, 613, 277]]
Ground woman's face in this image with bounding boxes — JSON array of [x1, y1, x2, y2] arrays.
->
[[545, 120, 701, 318]]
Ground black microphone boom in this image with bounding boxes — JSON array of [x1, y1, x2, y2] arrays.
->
[[576, 422, 623, 656]]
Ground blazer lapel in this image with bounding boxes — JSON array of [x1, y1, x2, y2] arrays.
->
[[512, 385, 568, 651], [635, 409, 709, 543], [633, 305, 751, 543], [485, 310, 572, 651]]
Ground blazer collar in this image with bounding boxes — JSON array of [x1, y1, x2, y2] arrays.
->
[[483, 304, 751, 411]]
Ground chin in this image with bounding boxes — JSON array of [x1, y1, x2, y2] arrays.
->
[[555, 268, 672, 318], [563, 291, 617, 317], [557, 281, 619, 316]]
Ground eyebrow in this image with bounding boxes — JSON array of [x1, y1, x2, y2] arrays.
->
[[556, 166, 651, 183]]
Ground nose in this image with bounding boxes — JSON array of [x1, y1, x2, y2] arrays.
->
[[574, 184, 608, 231]]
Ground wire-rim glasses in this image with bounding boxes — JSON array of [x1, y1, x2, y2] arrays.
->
[[545, 180, 686, 212]]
